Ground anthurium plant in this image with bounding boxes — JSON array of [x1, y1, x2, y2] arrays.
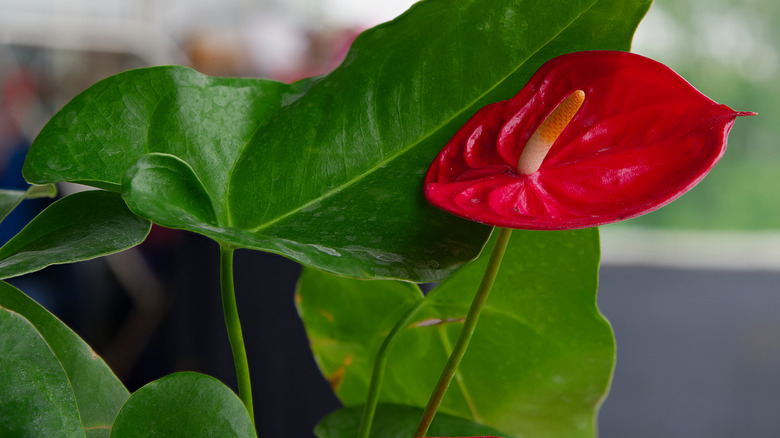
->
[[0, 0, 753, 437]]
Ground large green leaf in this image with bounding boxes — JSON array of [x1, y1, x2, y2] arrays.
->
[[109, 372, 256, 438], [0, 307, 85, 438], [228, 0, 650, 282], [22, 0, 651, 281], [0, 190, 151, 279], [297, 229, 614, 437], [315, 404, 505, 438], [23, 68, 302, 194], [0, 281, 129, 438]]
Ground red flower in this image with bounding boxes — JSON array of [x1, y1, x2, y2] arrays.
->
[[424, 51, 754, 230]]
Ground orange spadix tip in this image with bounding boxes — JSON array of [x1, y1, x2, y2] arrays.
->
[[517, 90, 585, 175]]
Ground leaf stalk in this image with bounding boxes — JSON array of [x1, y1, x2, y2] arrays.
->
[[357, 299, 427, 438], [413, 227, 513, 437], [219, 244, 255, 428]]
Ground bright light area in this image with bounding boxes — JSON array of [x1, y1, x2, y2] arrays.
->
[[322, 0, 418, 27], [633, 2, 779, 83]]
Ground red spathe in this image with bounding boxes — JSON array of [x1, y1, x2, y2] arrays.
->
[[424, 51, 753, 230]]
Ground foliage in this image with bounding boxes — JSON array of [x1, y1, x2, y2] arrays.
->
[[110, 373, 256, 438], [0, 191, 151, 280], [0, 0, 675, 437], [21, 0, 650, 282], [315, 404, 504, 438], [298, 229, 612, 437]]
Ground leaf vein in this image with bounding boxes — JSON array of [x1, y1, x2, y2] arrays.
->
[[246, 3, 597, 234]]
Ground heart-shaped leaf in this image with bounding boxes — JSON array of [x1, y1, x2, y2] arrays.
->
[[315, 404, 505, 438], [0, 281, 129, 437], [297, 228, 613, 437], [23, 0, 651, 281], [0, 190, 151, 279], [109, 372, 256, 438], [23, 68, 302, 193], [0, 307, 85, 438]]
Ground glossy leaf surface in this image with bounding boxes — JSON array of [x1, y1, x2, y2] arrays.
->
[[298, 229, 613, 437], [0, 189, 26, 224], [315, 404, 504, 438], [110, 372, 256, 438], [0, 190, 151, 279], [425, 51, 754, 230], [0, 184, 56, 224], [0, 281, 129, 438], [0, 307, 85, 438], [23, 0, 651, 281]]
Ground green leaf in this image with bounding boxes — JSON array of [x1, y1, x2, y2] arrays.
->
[[0, 307, 85, 438], [122, 153, 218, 230], [0, 184, 57, 224], [109, 372, 256, 438], [297, 274, 423, 395], [0, 190, 151, 279], [297, 229, 614, 438], [22, 0, 651, 281], [23, 68, 302, 193], [0, 281, 129, 438], [315, 404, 505, 438], [226, 0, 650, 281], [0, 189, 28, 224]]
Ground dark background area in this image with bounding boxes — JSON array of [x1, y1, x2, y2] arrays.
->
[[598, 266, 780, 438]]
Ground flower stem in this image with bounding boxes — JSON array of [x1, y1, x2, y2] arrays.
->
[[219, 244, 255, 427], [413, 227, 513, 437], [357, 299, 427, 438]]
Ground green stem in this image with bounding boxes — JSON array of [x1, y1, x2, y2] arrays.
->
[[219, 244, 255, 427], [413, 227, 513, 437], [434, 325, 479, 421], [357, 299, 427, 438]]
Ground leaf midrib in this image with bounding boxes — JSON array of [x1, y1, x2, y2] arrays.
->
[[243, 1, 599, 234]]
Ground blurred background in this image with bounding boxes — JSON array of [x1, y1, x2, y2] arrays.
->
[[0, 0, 778, 436]]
